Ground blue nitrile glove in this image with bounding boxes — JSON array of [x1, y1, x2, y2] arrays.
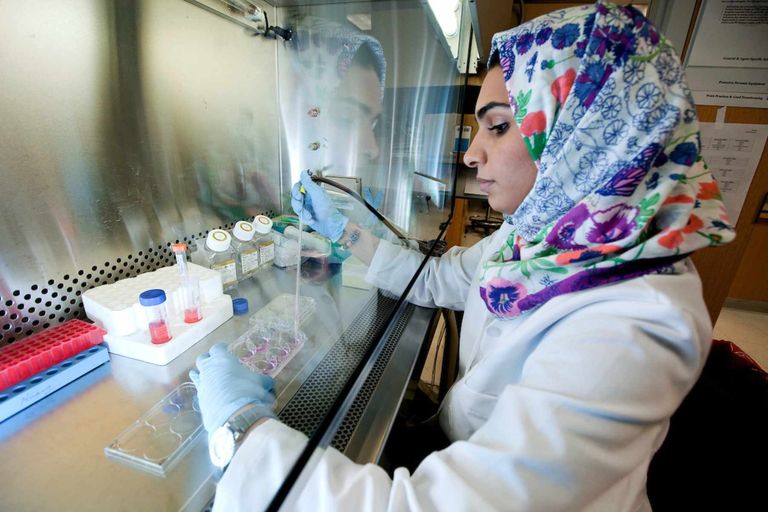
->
[[362, 186, 384, 229], [189, 343, 276, 436], [290, 170, 349, 242]]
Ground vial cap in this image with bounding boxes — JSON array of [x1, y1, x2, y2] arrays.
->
[[206, 229, 232, 252], [139, 289, 167, 306], [232, 298, 249, 315], [252, 215, 273, 235], [233, 221, 256, 241], [171, 243, 188, 253]]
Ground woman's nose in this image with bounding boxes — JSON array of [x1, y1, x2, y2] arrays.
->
[[463, 136, 483, 168], [361, 128, 380, 161]]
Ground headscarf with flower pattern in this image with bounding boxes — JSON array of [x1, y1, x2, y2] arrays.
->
[[478, 1, 735, 319]]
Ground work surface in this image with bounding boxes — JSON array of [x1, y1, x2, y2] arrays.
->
[[0, 264, 433, 511]]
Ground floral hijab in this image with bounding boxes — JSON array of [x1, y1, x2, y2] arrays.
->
[[478, 1, 735, 319]]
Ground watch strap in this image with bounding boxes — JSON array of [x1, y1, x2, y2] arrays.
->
[[227, 405, 269, 442], [211, 405, 270, 473]]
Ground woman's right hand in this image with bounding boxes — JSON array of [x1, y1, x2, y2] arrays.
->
[[290, 170, 349, 242]]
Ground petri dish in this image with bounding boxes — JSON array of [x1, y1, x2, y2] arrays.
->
[[229, 341, 252, 360], [249, 334, 270, 353], [169, 384, 197, 409], [265, 347, 285, 365], [273, 342, 291, 358], [242, 352, 276, 373], [116, 425, 156, 454], [171, 410, 201, 436], [143, 432, 182, 463], [104, 383, 203, 476], [145, 405, 177, 429]]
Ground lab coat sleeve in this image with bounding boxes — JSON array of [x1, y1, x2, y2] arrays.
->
[[212, 419, 396, 512], [215, 286, 709, 511], [364, 237, 491, 310]]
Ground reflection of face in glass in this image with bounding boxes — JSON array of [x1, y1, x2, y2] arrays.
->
[[327, 59, 383, 174], [279, 19, 386, 185]]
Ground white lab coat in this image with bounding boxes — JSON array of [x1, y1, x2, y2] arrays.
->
[[215, 221, 711, 511]]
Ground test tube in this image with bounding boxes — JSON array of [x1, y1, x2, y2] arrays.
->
[[171, 243, 202, 324], [139, 289, 172, 344]]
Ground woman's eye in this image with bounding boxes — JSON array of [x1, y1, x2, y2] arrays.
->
[[489, 122, 509, 135]]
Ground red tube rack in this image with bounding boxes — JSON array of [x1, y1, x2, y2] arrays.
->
[[0, 319, 106, 391]]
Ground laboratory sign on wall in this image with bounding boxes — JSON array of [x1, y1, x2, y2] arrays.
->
[[685, 0, 768, 108]]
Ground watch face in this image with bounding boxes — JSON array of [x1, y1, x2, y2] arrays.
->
[[210, 426, 236, 469]]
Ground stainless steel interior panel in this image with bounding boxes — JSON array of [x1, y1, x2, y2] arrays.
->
[[0, 0, 280, 291], [0, 0, 282, 345]]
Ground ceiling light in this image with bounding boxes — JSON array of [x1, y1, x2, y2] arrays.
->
[[427, 0, 460, 37]]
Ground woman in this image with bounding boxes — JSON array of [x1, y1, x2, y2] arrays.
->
[[192, 2, 735, 510]]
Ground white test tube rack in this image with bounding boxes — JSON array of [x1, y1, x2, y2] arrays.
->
[[82, 263, 232, 365]]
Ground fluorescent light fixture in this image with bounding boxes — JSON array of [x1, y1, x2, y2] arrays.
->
[[347, 13, 372, 31], [427, 0, 460, 37]]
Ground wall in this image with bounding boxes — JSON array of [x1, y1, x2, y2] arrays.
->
[[728, 225, 768, 301], [694, 108, 768, 306]]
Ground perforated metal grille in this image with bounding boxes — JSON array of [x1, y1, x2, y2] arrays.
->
[[277, 293, 413, 452], [329, 304, 413, 451], [0, 214, 275, 349]]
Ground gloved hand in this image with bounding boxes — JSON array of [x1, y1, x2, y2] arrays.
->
[[189, 343, 276, 436], [362, 186, 384, 229], [291, 170, 349, 242], [363, 186, 384, 210]]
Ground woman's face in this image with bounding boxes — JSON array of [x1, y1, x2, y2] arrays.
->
[[464, 66, 538, 215]]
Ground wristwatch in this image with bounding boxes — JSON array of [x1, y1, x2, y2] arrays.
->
[[209, 406, 266, 470]]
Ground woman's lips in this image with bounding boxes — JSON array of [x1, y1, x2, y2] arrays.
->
[[476, 177, 494, 193]]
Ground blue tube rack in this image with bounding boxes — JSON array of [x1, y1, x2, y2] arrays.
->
[[0, 344, 110, 423]]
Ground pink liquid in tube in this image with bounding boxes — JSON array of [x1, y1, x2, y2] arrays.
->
[[149, 321, 172, 345], [184, 308, 202, 324]]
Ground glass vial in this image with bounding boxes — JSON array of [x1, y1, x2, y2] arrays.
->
[[253, 215, 275, 268], [195, 229, 237, 290], [231, 220, 260, 281]]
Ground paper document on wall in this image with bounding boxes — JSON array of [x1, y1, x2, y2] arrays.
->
[[699, 122, 768, 222], [685, 0, 768, 108]]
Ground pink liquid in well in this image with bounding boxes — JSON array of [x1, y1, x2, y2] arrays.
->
[[184, 308, 202, 324], [149, 321, 172, 344]]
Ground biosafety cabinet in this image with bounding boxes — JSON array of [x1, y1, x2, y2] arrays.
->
[[0, 0, 474, 509]]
